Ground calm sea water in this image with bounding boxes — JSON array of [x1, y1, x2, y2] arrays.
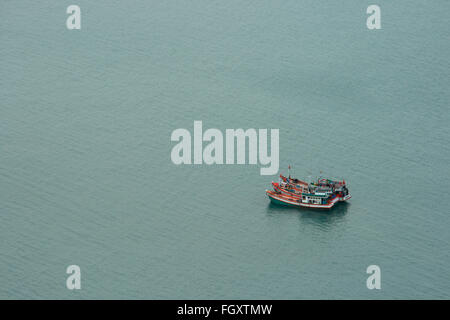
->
[[1, 1, 449, 299]]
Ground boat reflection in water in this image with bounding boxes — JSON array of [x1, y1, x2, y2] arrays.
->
[[266, 199, 350, 229]]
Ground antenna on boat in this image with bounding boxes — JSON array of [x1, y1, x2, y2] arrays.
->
[[288, 164, 291, 179], [307, 170, 311, 184]]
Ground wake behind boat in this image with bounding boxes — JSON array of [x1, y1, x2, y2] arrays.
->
[[266, 174, 351, 209]]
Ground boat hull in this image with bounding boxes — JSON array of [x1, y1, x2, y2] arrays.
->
[[266, 190, 340, 209], [267, 194, 300, 207], [272, 182, 352, 202]]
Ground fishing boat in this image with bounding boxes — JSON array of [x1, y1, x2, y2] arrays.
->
[[279, 174, 308, 189], [266, 174, 351, 209]]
